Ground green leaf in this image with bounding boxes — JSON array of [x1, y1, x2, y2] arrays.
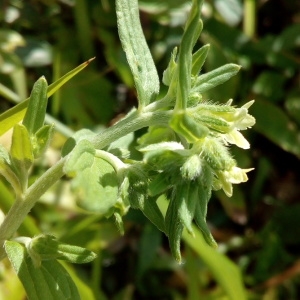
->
[[64, 139, 95, 176], [139, 197, 166, 234], [148, 172, 172, 196], [10, 124, 34, 171], [106, 132, 135, 159], [140, 142, 186, 170], [158, 197, 247, 300], [29, 234, 97, 265], [116, 0, 159, 108], [5, 241, 80, 300], [252, 98, 300, 157], [175, 0, 203, 110], [121, 167, 166, 233], [169, 111, 209, 143], [285, 92, 300, 127], [61, 129, 96, 157], [10, 124, 34, 191], [33, 124, 55, 157], [183, 227, 246, 300], [192, 63, 240, 94], [162, 47, 178, 86], [0, 58, 95, 136], [191, 44, 210, 76], [176, 182, 197, 236], [137, 223, 162, 277], [138, 125, 176, 146], [71, 157, 119, 215], [22, 77, 48, 134], [165, 192, 184, 262], [0, 145, 21, 194], [252, 71, 285, 102], [194, 163, 217, 247]]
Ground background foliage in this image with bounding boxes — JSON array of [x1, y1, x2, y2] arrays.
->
[[0, 0, 300, 299]]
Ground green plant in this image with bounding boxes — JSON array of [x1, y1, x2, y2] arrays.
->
[[0, 0, 255, 299]]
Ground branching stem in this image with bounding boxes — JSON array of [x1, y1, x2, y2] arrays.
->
[[0, 108, 172, 260]]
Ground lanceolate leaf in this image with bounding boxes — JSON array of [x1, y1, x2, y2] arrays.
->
[[158, 197, 247, 300], [191, 44, 210, 76], [175, 0, 203, 110], [5, 241, 80, 300], [116, 0, 159, 108], [165, 195, 184, 263], [29, 234, 97, 265], [0, 58, 95, 136], [192, 63, 240, 94]]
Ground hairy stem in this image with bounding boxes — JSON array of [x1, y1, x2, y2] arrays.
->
[[90, 109, 172, 149], [0, 108, 173, 260], [0, 158, 66, 260]]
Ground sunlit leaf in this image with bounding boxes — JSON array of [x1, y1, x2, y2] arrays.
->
[[192, 63, 240, 94], [5, 241, 80, 300], [71, 157, 119, 215]]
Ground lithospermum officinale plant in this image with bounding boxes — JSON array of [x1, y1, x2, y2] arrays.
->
[[0, 0, 255, 298]]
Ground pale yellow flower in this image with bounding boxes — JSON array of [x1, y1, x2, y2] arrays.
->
[[223, 100, 255, 149], [214, 166, 254, 197]]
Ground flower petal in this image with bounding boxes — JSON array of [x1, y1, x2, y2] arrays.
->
[[224, 130, 250, 149]]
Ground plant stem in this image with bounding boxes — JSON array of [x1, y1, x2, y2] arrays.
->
[[0, 158, 66, 260], [90, 109, 172, 149], [0, 108, 173, 260]]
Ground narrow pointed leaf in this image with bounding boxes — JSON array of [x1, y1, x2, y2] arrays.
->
[[139, 197, 166, 233], [116, 0, 159, 108], [162, 47, 178, 86], [29, 235, 97, 264], [165, 196, 184, 262], [191, 44, 210, 76], [178, 183, 198, 235], [175, 0, 203, 110], [194, 163, 217, 247], [0, 58, 95, 136], [183, 227, 246, 300], [158, 197, 247, 300], [5, 241, 80, 300], [192, 63, 240, 94]]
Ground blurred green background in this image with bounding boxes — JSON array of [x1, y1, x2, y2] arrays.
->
[[1, 0, 300, 299]]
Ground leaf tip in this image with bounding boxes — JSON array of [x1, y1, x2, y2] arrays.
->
[[86, 57, 96, 65]]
